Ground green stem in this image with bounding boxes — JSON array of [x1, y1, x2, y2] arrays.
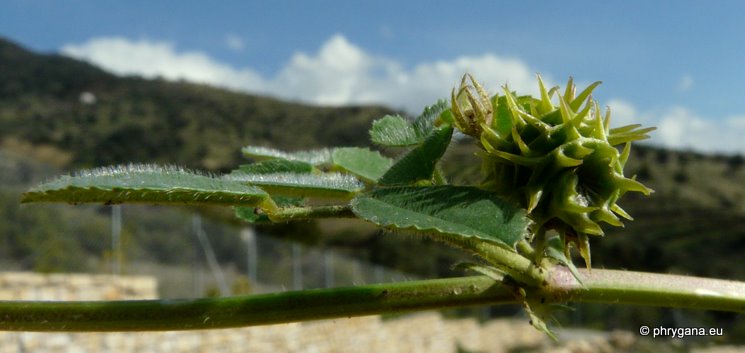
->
[[472, 241, 546, 287], [516, 239, 535, 258], [267, 205, 355, 222], [548, 267, 745, 313], [3, 269, 745, 332], [0, 276, 514, 332]]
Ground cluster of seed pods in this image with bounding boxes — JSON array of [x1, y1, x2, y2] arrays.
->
[[451, 74, 654, 266]]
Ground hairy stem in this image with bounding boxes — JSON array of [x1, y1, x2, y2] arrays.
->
[[472, 241, 546, 287], [0, 276, 514, 331], [267, 205, 355, 222], [2, 269, 745, 332], [548, 267, 745, 313]]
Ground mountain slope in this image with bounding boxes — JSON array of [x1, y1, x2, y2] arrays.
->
[[0, 37, 394, 171], [3, 35, 745, 338], [4, 35, 745, 279]]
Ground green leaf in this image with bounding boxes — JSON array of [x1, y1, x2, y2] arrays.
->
[[412, 99, 448, 138], [234, 160, 315, 175], [493, 95, 514, 137], [351, 186, 529, 249], [332, 147, 392, 182], [544, 235, 582, 283], [369, 115, 420, 147], [225, 172, 364, 199], [242, 146, 332, 166], [378, 126, 453, 186], [523, 300, 559, 341], [22, 164, 269, 207], [369, 100, 448, 147]]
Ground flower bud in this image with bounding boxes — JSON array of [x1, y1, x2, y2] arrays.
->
[[451, 74, 493, 137]]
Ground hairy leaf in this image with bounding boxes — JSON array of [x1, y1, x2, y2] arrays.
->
[[22, 164, 269, 207], [235, 160, 315, 175], [242, 146, 333, 166], [369, 115, 420, 147], [351, 186, 528, 249], [225, 172, 364, 199], [332, 147, 392, 182], [369, 99, 447, 147], [378, 126, 453, 185], [412, 99, 448, 139]]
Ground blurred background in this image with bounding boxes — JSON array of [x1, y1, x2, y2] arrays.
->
[[1, 1, 745, 351]]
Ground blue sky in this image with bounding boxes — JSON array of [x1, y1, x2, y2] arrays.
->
[[2, 0, 745, 154]]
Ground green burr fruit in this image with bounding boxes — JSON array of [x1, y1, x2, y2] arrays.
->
[[452, 74, 654, 267]]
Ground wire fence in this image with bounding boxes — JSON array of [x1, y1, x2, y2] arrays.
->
[[1, 147, 419, 299], [110, 206, 418, 298]]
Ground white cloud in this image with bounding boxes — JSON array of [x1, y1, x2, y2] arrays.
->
[[606, 101, 745, 154], [602, 99, 745, 154], [677, 75, 694, 92], [606, 99, 640, 127], [657, 107, 706, 148], [61, 37, 265, 92], [725, 116, 745, 129], [657, 107, 745, 154], [60, 35, 745, 154], [224, 34, 245, 52], [267, 34, 383, 105], [60, 34, 541, 114]]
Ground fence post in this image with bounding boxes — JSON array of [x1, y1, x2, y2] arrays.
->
[[292, 243, 303, 290], [241, 228, 258, 285], [323, 251, 334, 288], [111, 205, 122, 275]]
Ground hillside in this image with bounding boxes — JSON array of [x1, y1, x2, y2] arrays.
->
[[3, 34, 745, 279], [0, 37, 393, 171], [2, 35, 745, 339]]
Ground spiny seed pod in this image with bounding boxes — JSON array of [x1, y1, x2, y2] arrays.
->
[[452, 74, 654, 267]]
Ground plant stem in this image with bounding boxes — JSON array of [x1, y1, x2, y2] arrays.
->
[[548, 267, 745, 313], [267, 205, 355, 222], [472, 241, 546, 287], [2, 269, 745, 332], [0, 276, 515, 331]]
